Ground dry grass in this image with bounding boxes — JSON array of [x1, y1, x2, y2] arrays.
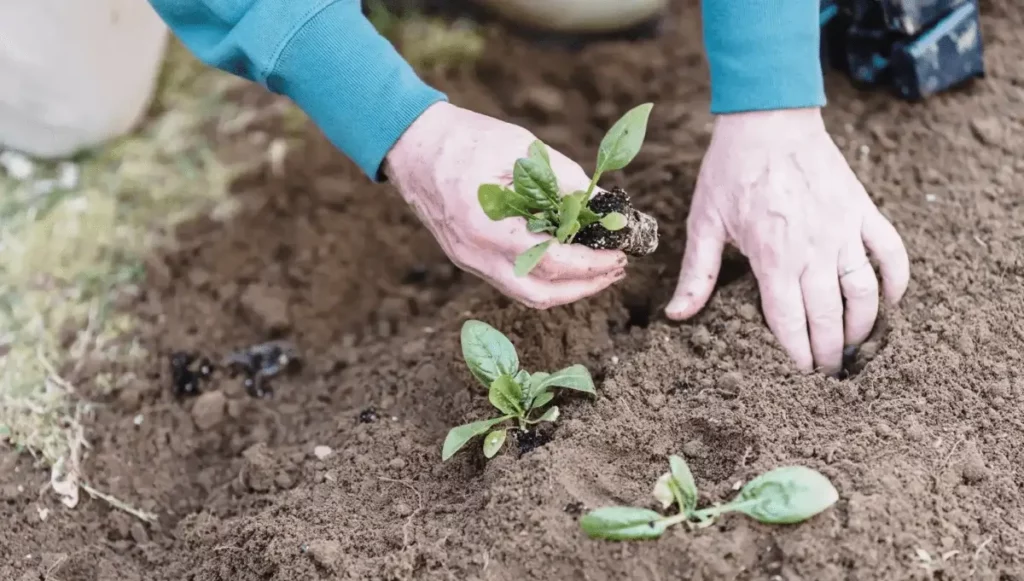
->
[[0, 9, 483, 519], [0, 41, 250, 513]]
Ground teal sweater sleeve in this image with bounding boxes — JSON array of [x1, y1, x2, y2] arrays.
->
[[701, 0, 825, 114], [146, 0, 447, 180]]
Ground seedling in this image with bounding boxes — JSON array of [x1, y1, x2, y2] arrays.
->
[[580, 455, 839, 540], [477, 103, 660, 277], [441, 320, 596, 460]]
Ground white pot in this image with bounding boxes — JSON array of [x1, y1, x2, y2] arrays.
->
[[0, 0, 169, 159], [473, 0, 667, 33]]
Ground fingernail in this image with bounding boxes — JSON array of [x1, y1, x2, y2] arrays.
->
[[665, 298, 689, 319]]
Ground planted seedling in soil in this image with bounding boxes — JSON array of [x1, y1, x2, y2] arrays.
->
[[477, 103, 659, 277], [580, 455, 839, 540], [441, 320, 597, 460]]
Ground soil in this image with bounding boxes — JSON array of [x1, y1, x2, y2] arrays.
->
[[4, 1, 1024, 580], [575, 187, 660, 256]]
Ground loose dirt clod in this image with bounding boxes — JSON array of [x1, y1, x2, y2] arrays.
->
[[573, 187, 658, 256]]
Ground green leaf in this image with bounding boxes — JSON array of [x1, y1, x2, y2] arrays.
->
[[514, 370, 531, 386], [579, 507, 667, 540], [528, 140, 551, 166], [478, 184, 535, 220], [513, 157, 559, 207], [530, 364, 596, 399], [442, 416, 512, 460], [488, 375, 524, 416], [538, 406, 560, 423], [527, 216, 555, 234], [461, 320, 519, 387], [734, 466, 839, 524], [482, 429, 507, 458], [556, 196, 582, 242], [530, 390, 555, 410], [514, 240, 553, 277], [579, 206, 601, 227], [600, 212, 628, 231], [596, 103, 654, 174], [669, 455, 699, 514]]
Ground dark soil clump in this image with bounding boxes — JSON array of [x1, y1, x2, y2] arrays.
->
[[576, 187, 659, 256]]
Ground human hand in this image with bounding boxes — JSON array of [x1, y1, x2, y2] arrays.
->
[[384, 102, 627, 309], [665, 108, 910, 374]]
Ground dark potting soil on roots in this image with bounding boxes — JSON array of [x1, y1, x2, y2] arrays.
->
[[4, 1, 1024, 579]]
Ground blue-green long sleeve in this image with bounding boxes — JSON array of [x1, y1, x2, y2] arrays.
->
[[701, 0, 825, 114], [146, 0, 447, 180]]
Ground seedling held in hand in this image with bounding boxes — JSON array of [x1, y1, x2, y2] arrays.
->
[[442, 320, 597, 460], [477, 103, 660, 277], [580, 455, 839, 540]]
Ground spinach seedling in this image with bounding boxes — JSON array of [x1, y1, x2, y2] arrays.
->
[[580, 455, 839, 540], [477, 103, 660, 277], [442, 320, 596, 460]]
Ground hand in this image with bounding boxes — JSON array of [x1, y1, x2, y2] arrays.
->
[[384, 102, 627, 309], [665, 108, 910, 374]]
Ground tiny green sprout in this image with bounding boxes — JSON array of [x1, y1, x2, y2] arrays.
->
[[476, 103, 654, 276], [580, 455, 839, 541], [442, 320, 597, 461]]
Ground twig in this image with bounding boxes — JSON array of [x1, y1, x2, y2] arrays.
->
[[968, 536, 993, 577], [81, 483, 158, 523], [379, 477, 423, 548], [940, 437, 965, 469]]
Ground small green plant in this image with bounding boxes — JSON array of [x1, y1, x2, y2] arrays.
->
[[442, 320, 596, 460], [477, 103, 658, 277], [580, 455, 839, 540]]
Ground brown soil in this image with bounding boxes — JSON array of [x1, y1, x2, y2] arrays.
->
[[4, 2, 1024, 580]]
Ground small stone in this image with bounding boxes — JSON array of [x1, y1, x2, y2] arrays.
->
[[388, 457, 407, 470], [395, 502, 413, 517], [969, 116, 1003, 147], [313, 445, 333, 460], [682, 439, 706, 459], [305, 539, 344, 572], [239, 284, 291, 333], [130, 522, 149, 544], [191, 391, 227, 431]]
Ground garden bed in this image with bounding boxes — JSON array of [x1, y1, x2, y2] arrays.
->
[[3, 1, 1024, 579]]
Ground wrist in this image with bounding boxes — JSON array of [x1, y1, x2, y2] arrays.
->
[[713, 107, 825, 145], [383, 101, 457, 184]]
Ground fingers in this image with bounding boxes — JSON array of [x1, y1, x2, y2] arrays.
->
[[801, 265, 845, 375], [862, 209, 910, 305], [758, 275, 814, 372], [665, 211, 726, 320], [534, 243, 627, 281], [494, 267, 626, 309], [838, 242, 879, 346]]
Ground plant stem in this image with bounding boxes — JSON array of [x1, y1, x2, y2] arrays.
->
[[583, 171, 602, 201], [657, 498, 763, 529]]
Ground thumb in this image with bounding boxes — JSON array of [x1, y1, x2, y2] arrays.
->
[[666, 210, 726, 320]]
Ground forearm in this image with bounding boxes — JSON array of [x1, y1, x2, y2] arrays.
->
[[701, 0, 825, 114], [147, 0, 446, 180]]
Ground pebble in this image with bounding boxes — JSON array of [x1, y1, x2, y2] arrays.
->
[[239, 284, 291, 333], [190, 391, 227, 431], [313, 445, 333, 460], [395, 502, 413, 517], [389, 457, 407, 470], [969, 116, 1003, 147], [682, 439, 706, 459], [646, 392, 666, 409]]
